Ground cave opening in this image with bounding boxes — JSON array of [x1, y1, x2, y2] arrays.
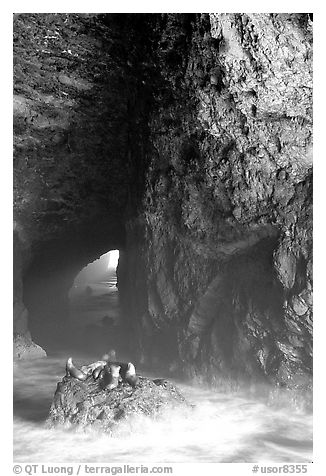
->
[[21, 236, 126, 358], [67, 249, 122, 357], [69, 249, 119, 294]]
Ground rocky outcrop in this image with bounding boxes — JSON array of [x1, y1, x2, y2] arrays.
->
[[14, 14, 312, 389], [13, 333, 47, 360], [46, 359, 188, 431]]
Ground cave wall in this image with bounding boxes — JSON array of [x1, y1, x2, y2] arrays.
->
[[121, 14, 313, 389], [13, 227, 46, 359], [14, 13, 312, 389], [13, 14, 152, 354]]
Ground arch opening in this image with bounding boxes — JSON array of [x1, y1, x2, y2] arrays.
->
[[66, 249, 126, 357], [69, 249, 120, 327], [70, 249, 119, 291], [23, 243, 127, 357]]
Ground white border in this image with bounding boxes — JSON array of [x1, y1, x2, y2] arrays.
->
[[4, 3, 324, 473]]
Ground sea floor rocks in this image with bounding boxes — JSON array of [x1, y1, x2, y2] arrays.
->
[[46, 362, 189, 432]]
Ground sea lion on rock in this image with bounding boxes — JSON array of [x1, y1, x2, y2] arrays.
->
[[102, 360, 139, 387], [92, 350, 116, 380], [91, 351, 138, 386], [82, 360, 106, 375], [66, 357, 87, 381], [123, 362, 139, 387], [107, 361, 139, 387], [100, 363, 121, 390], [92, 365, 104, 380], [153, 378, 169, 387]]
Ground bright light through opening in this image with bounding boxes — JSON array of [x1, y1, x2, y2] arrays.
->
[[108, 249, 119, 269]]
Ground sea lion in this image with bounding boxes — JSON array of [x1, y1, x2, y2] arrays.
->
[[96, 350, 138, 387], [92, 350, 117, 380], [92, 364, 106, 380], [66, 357, 87, 381], [100, 363, 121, 390], [81, 360, 106, 376], [109, 361, 139, 387], [153, 378, 168, 387], [124, 362, 139, 387]]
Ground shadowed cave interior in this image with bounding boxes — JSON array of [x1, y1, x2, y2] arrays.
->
[[14, 13, 312, 394]]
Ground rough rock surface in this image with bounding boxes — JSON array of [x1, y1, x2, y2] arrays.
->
[[119, 14, 313, 389], [13, 333, 47, 360], [46, 361, 188, 431], [14, 14, 312, 390], [13, 14, 150, 348]]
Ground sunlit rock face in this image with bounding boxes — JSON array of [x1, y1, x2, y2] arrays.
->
[[14, 14, 312, 390]]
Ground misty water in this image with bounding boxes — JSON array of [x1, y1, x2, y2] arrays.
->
[[14, 271, 312, 463]]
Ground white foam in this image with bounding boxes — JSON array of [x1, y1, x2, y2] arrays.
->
[[13, 356, 312, 463]]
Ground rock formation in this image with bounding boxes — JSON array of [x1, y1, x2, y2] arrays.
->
[[46, 358, 188, 431], [14, 14, 312, 390]]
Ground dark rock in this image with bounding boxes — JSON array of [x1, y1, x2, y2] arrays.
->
[[46, 360, 189, 431]]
